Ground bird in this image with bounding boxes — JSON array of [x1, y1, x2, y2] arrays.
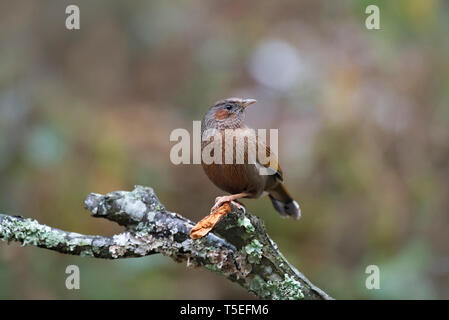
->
[[201, 97, 301, 219]]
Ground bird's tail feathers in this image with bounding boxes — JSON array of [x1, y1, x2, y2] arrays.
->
[[269, 184, 301, 220]]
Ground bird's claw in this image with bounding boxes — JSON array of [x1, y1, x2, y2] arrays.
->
[[234, 202, 246, 213], [210, 200, 226, 213], [211, 197, 246, 213]]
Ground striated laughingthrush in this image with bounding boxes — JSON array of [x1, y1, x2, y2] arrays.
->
[[201, 97, 301, 219]]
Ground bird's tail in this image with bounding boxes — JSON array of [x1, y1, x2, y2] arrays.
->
[[268, 183, 301, 220]]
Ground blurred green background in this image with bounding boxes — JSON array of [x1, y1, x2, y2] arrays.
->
[[1, 0, 449, 299]]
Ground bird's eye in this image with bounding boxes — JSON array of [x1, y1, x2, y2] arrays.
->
[[225, 105, 233, 111]]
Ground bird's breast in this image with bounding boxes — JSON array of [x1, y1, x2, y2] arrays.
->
[[201, 129, 266, 197]]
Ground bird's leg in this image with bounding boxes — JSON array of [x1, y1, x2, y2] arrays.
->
[[211, 192, 250, 212]]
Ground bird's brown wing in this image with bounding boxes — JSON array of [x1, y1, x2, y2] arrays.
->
[[257, 140, 283, 182]]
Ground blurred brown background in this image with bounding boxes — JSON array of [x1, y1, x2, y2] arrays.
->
[[1, 0, 449, 299]]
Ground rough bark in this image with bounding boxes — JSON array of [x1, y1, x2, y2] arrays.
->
[[0, 185, 332, 300]]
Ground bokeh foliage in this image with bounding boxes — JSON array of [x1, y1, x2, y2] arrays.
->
[[1, 0, 448, 299]]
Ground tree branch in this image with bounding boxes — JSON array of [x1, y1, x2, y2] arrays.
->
[[0, 185, 332, 300]]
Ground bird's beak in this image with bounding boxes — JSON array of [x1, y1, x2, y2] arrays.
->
[[241, 99, 257, 108]]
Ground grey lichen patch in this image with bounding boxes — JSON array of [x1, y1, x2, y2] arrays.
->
[[116, 198, 147, 221], [109, 233, 133, 258], [253, 274, 304, 300], [146, 211, 156, 222], [243, 239, 263, 264], [135, 221, 154, 233], [80, 249, 94, 257], [132, 185, 165, 212], [238, 217, 255, 233], [84, 193, 102, 214], [0, 217, 65, 248], [69, 237, 92, 247], [66, 237, 92, 252], [109, 229, 181, 258]]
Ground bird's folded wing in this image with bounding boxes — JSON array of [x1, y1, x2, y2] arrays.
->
[[256, 140, 283, 181]]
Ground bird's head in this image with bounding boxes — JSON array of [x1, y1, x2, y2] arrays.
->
[[202, 98, 257, 130]]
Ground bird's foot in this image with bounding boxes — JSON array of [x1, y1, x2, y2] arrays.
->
[[232, 200, 247, 213], [211, 196, 246, 213]]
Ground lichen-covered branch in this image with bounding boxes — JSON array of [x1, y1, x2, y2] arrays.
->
[[0, 185, 332, 300]]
